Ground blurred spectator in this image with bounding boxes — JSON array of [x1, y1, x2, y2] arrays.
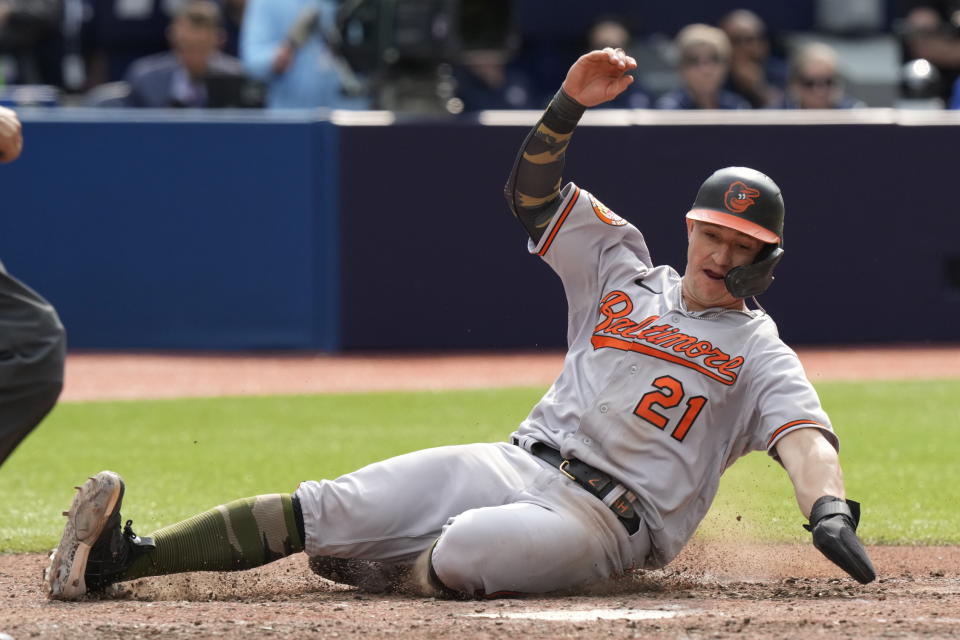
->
[[123, 0, 248, 108], [0, 0, 61, 85], [220, 0, 245, 57], [656, 23, 749, 109], [83, 0, 182, 87], [240, 0, 368, 109], [899, 1, 960, 102], [780, 42, 865, 109], [453, 51, 535, 111], [718, 9, 786, 108], [899, 57, 945, 107], [951, 76, 960, 106], [584, 15, 652, 108]]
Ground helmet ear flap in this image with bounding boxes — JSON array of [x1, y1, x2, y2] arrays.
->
[[725, 245, 784, 298]]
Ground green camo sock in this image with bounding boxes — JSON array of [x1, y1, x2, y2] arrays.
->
[[121, 493, 305, 581]]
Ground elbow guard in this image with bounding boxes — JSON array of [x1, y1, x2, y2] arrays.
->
[[804, 496, 876, 584]]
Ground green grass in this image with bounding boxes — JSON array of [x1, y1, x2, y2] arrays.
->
[[704, 378, 960, 545], [2, 380, 957, 552]]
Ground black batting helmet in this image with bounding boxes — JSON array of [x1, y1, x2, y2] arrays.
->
[[686, 166, 785, 298]]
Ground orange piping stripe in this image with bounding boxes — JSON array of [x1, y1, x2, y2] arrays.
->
[[538, 187, 581, 257], [766, 419, 825, 448]]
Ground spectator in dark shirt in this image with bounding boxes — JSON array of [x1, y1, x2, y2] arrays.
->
[[899, 1, 960, 102], [124, 0, 247, 108], [453, 50, 536, 111], [0, 0, 61, 85], [220, 0, 245, 57], [780, 42, 865, 109], [83, 0, 177, 86], [584, 15, 652, 109], [718, 9, 786, 108], [656, 23, 749, 110]]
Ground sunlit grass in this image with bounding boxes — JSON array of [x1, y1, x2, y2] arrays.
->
[[3, 380, 956, 551]]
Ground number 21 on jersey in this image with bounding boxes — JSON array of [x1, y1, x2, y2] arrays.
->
[[634, 375, 708, 442]]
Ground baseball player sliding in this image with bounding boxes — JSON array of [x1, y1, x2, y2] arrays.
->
[[0, 106, 66, 468], [46, 48, 874, 600]]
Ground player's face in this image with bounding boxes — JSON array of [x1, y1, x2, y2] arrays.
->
[[683, 221, 764, 310]]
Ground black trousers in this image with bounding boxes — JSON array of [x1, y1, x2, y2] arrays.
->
[[0, 264, 65, 466]]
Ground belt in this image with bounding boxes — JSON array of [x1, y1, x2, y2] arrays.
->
[[527, 442, 641, 535]]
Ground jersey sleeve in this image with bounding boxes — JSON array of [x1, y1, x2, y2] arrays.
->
[[748, 348, 839, 460], [530, 183, 653, 304]]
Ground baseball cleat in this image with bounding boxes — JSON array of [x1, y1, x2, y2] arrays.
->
[[44, 471, 154, 599]]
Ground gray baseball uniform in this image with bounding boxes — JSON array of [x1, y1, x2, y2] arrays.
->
[[296, 180, 837, 596], [511, 183, 837, 567], [296, 75, 847, 596]]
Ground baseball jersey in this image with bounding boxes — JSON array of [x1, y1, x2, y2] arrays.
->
[[510, 182, 838, 568]]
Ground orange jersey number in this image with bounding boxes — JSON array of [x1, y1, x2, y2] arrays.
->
[[633, 375, 708, 442]]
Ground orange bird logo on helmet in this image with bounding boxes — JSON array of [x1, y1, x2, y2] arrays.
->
[[723, 181, 761, 213]]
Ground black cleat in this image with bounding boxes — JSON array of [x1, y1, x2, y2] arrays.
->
[[45, 471, 155, 599]]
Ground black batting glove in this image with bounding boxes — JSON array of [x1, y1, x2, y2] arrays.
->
[[804, 495, 876, 584]]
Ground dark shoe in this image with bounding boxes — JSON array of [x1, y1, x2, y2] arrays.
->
[[44, 471, 154, 599]]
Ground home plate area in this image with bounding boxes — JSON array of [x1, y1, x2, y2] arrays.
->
[[2, 545, 958, 640], [461, 605, 693, 621]]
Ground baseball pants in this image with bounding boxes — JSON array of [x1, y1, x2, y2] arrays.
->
[[295, 441, 651, 596], [0, 264, 66, 466]]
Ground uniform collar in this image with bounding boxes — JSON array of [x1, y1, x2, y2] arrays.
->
[[673, 277, 763, 320]]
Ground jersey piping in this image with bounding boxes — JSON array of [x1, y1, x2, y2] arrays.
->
[[766, 419, 827, 448], [537, 187, 581, 256]]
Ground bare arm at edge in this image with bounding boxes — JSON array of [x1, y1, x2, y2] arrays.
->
[[776, 427, 846, 518]]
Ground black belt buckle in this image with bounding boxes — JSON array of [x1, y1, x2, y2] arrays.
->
[[527, 442, 640, 535], [558, 460, 576, 481]]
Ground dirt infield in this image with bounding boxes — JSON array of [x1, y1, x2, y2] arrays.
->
[[4, 347, 959, 639], [59, 345, 960, 401], [4, 545, 959, 639]]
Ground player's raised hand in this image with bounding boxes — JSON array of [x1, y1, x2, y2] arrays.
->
[[0, 106, 23, 164], [561, 48, 638, 107]]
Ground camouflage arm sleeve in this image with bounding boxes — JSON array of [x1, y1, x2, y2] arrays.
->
[[503, 89, 586, 244]]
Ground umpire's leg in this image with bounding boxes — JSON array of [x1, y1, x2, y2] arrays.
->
[[0, 264, 66, 466]]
